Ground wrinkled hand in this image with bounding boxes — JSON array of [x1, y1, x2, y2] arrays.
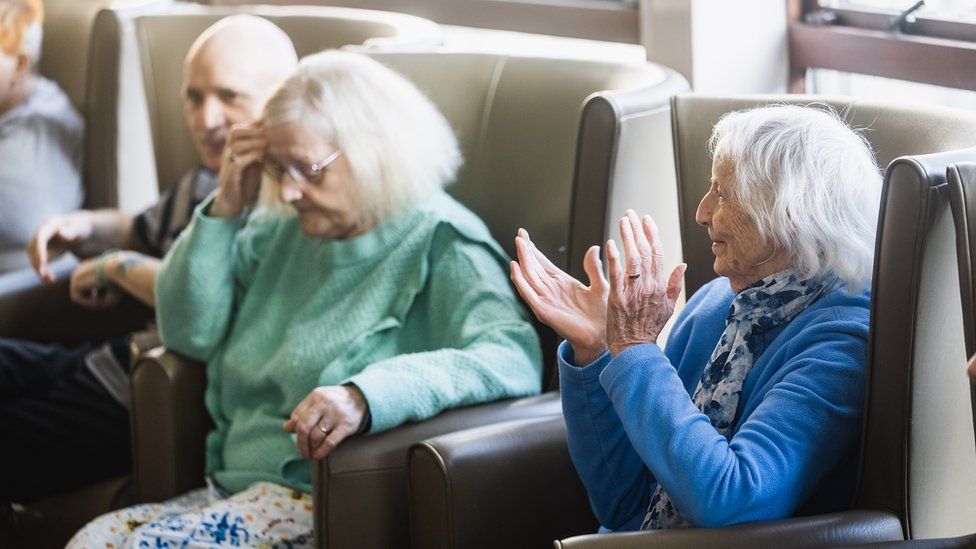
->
[[510, 228, 609, 365], [28, 212, 94, 283], [283, 385, 368, 460], [605, 210, 686, 356], [69, 256, 122, 310], [210, 122, 266, 218]]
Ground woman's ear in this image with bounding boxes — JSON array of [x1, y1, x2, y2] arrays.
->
[[13, 53, 31, 82]]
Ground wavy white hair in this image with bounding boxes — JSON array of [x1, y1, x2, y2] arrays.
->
[[261, 50, 461, 225], [708, 104, 883, 292]]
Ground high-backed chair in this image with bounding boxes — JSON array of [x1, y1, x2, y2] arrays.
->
[[129, 50, 688, 549], [407, 96, 976, 548]]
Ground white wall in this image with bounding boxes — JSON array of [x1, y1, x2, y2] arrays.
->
[[640, 0, 789, 94]]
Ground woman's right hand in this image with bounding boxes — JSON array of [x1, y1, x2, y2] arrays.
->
[[510, 228, 609, 365], [210, 122, 267, 218]]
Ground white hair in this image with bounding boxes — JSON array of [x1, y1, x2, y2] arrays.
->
[[708, 104, 883, 292], [261, 50, 461, 225], [21, 20, 39, 62]]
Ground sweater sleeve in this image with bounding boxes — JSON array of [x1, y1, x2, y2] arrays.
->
[[0, 117, 82, 248], [343, 227, 543, 433], [558, 341, 652, 531], [599, 312, 868, 528], [155, 197, 247, 361]]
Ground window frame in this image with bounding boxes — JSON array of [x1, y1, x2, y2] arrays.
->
[[790, 0, 976, 92]]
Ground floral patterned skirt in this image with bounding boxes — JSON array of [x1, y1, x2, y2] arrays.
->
[[66, 480, 313, 548]]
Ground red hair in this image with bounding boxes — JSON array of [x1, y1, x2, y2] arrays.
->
[[0, 0, 42, 56]]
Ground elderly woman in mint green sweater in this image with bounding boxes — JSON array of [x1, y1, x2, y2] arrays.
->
[[68, 51, 541, 548]]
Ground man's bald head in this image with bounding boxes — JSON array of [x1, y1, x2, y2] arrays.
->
[[182, 15, 298, 171]]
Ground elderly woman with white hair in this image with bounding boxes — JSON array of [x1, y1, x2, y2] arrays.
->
[[68, 51, 541, 548], [512, 105, 882, 530]]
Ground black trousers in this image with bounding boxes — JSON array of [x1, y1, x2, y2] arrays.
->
[[0, 338, 131, 504]]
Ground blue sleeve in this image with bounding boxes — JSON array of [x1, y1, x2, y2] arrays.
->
[[558, 341, 652, 531], [598, 315, 867, 528]]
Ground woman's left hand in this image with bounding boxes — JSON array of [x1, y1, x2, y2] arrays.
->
[[605, 210, 686, 356], [283, 385, 368, 460]]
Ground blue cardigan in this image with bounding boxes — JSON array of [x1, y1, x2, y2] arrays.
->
[[559, 277, 870, 531]]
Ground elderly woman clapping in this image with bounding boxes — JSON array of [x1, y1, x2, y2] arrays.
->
[[512, 105, 882, 530], [69, 51, 541, 548]]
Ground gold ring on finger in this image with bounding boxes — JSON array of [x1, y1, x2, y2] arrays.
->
[[318, 422, 331, 434]]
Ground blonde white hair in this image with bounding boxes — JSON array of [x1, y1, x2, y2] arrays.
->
[[261, 50, 461, 225], [708, 104, 883, 292]]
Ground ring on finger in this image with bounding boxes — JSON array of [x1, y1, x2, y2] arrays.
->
[[318, 421, 331, 434], [627, 272, 641, 280]]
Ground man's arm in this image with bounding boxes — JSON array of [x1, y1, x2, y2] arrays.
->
[[101, 250, 160, 307], [28, 208, 140, 282]]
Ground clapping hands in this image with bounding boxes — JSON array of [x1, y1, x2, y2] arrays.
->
[[510, 210, 685, 365]]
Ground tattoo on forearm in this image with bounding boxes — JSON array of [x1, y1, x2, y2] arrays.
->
[[116, 253, 146, 275]]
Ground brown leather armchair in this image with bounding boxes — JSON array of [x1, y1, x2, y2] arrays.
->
[[129, 51, 688, 549], [406, 96, 976, 548]]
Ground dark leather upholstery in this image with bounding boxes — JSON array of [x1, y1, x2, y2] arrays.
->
[[409, 416, 597, 549], [947, 161, 976, 454], [554, 511, 903, 548], [129, 350, 561, 547], [863, 148, 976, 540], [0, 258, 152, 346], [130, 348, 211, 504], [849, 534, 976, 548]]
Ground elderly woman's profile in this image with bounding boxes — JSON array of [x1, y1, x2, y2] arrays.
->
[[68, 51, 541, 547], [512, 105, 882, 530]]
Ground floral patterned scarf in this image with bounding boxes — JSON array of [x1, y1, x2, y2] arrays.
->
[[641, 269, 835, 530]]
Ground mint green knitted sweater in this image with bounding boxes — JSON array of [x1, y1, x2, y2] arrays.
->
[[155, 191, 542, 494]]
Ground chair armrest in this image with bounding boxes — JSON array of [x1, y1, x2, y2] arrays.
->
[[848, 533, 976, 548], [313, 391, 562, 549], [409, 415, 598, 549], [555, 510, 904, 549], [0, 259, 152, 345], [130, 347, 212, 503]]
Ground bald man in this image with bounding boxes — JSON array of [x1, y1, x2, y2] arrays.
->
[[0, 16, 298, 506]]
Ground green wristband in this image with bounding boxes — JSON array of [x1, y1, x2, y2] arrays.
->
[[94, 248, 120, 288]]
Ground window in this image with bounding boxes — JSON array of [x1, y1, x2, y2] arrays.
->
[[790, 0, 976, 96]]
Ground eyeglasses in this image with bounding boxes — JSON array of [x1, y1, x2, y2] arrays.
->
[[263, 149, 343, 185]]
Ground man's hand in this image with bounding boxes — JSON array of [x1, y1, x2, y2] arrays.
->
[[283, 385, 368, 460], [69, 256, 122, 310], [28, 212, 94, 283]]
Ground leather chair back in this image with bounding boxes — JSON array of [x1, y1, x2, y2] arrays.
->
[[41, 0, 168, 211], [134, 4, 440, 193], [365, 52, 686, 273], [39, 0, 106, 111], [948, 161, 976, 454], [865, 146, 976, 540], [670, 95, 976, 296]]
